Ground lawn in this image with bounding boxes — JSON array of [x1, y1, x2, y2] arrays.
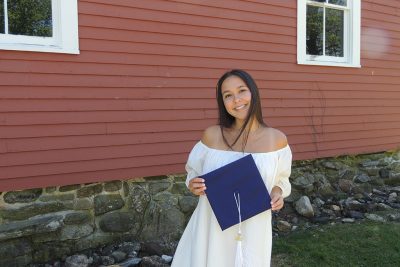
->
[[272, 221, 400, 267]]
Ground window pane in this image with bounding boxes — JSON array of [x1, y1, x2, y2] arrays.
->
[[7, 0, 52, 37], [325, 8, 344, 57], [328, 0, 347, 6], [306, 5, 323, 56], [311, 0, 327, 2], [0, 1, 4, 33]]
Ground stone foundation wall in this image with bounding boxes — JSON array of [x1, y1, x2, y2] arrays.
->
[[1, 149, 400, 266], [0, 176, 197, 267]]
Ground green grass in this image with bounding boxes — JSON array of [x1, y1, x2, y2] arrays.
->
[[272, 222, 400, 267]]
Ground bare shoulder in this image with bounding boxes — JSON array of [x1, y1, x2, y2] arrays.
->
[[259, 127, 288, 151], [201, 125, 221, 147]]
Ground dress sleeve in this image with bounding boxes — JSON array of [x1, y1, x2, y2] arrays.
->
[[185, 142, 208, 188], [274, 145, 293, 198]]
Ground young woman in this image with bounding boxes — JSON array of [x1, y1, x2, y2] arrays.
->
[[172, 69, 292, 267]]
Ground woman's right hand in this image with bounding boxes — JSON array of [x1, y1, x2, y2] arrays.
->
[[188, 177, 206, 196]]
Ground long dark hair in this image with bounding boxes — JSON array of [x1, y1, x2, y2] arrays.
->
[[216, 69, 267, 151]]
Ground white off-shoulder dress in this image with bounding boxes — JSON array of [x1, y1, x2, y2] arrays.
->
[[172, 141, 292, 267]]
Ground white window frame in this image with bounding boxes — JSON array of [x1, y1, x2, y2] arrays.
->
[[0, 0, 79, 54], [297, 0, 360, 68]]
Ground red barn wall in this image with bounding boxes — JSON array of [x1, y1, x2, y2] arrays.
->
[[0, 0, 399, 191]]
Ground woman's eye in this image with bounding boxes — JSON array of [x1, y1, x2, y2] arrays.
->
[[224, 94, 231, 99]]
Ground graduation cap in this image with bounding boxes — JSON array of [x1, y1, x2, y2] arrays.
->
[[201, 154, 271, 231]]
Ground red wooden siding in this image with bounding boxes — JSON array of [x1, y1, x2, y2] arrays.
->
[[0, 0, 399, 191]]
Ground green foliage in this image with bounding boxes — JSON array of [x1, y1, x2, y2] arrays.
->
[[306, 6, 323, 55], [306, 3, 344, 57], [325, 8, 343, 56], [272, 222, 400, 266], [0, 2, 4, 33], [7, 0, 52, 37]]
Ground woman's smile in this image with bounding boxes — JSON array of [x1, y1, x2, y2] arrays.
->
[[234, 104, 247, 110]]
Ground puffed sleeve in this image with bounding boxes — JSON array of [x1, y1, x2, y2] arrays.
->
[[274, 145, 292, 198], [185, 142, 208, 188]]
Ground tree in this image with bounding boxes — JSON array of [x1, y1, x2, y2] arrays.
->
[[7, 0, 52, 37]]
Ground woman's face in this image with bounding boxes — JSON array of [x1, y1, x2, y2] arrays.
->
[[220, 75, 252, 122]]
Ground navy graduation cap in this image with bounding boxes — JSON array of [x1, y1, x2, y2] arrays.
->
[[201, 154, 271, 231]]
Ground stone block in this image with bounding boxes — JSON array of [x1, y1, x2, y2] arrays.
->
[[354, 173, 371, 183], [364, 213, 386, 222], [99, 211, 140, 233], [64, 211, 92, 225], [0, 214, 63, 241], [65, 254, 90, 267], [359, 160, 380, 168], [141, 255, 169, 267], [277, 220, 292, 232], [149, 180, 171, 194], [344, 198, 367, 212], [74, 198, 93, 210], [117, 241, 141, 255], [321, 161, 341, 170], [284, 188, 302, 203], [3, 188, 42, 203], [128, 185, 151, 213], [154, 191, 178, 208], [77, 184, 103, 198], [178, 196, 198, 213], [318, 183, 335, 199], [104, 180, 122, 192], [94, 194, 125, 215], [364, 167, 379, 177], [141, 200, 185, 243], [339, 169, 356, 180], [0, 202, 69, 220], [39, 193, 75, 202], [59, 184, 81, 192], [60, 224, 94, 240], [45, 187, 57, 193], [111, 250, 127, 262], [294, 196, 314, 218], [338, 179, 354, 193], [171, 182, 191, 196], [292, 174, 315, 189]]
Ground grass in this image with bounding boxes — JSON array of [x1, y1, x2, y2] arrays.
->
[[272, 222, 400, 267]]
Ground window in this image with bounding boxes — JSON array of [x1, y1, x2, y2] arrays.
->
[[297, 0, 360, 67], [0, 0, 79, 54]]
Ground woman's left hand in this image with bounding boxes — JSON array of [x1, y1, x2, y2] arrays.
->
[[270, 186, 284, 211]]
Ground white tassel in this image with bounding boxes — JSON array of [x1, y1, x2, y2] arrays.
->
[[234, 231, 244, 267], [234, 192, 244, 267]]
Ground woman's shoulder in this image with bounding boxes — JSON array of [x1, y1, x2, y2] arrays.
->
[[259, 126, 288, 151], [201, 125, 222, 148]]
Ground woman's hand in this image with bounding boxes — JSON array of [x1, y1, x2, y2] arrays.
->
[[270, 186, 284, 211], [188, 177, 206, 196]]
